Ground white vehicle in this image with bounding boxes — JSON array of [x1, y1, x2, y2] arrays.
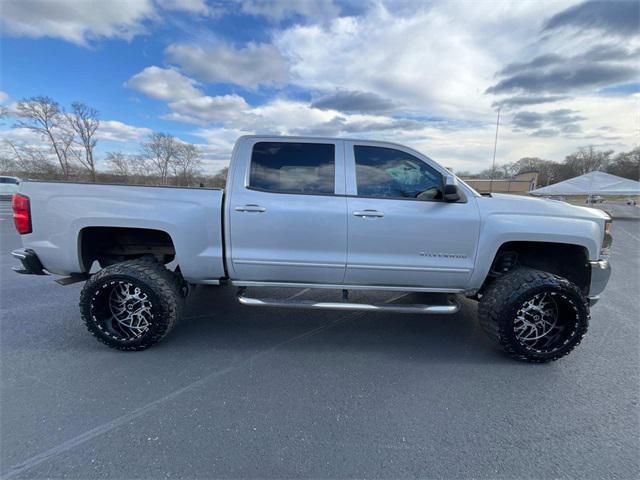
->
[[10, 136, 612, 362], [0, 175, 20, 200]]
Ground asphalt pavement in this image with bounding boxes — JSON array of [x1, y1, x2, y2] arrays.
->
[[1, 203, 638, 479]]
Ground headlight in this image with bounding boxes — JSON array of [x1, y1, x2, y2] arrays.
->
[[601, 219, 613, 256]]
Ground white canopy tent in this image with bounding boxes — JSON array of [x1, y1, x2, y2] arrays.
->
[[530, 171, 640, 197]]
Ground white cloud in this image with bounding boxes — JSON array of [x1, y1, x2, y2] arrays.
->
[[127, 71, 638, 173], [0, 91, 8, 104], [165, 42, 288, 88], [0, 120, 152, 156], [122, 1, 637, 174], [97, 120, 152, 142], [0, 126, 43, 144], [235, 0, 340, 21], [413, 94, 639, 173], [155, 0, 214, 16], [245, 99, 335, 132], [525, 95, 638, 147], [165, 94, 250, 124], [0, 0, 155, 46], [126, 65, 255, 125], [194, 127, 248, 151], [274, 4, 496, 119], [272, 2, 586, 119], [191, 128, 250, 172], [126, 66, 202, 101]]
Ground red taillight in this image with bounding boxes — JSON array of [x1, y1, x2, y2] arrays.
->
[[12, 194, 32, 234]]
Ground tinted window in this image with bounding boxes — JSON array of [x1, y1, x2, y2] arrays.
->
[[0, 177, 18, 184], [250, 142, 335, 194], [354, 146, 443, 200]]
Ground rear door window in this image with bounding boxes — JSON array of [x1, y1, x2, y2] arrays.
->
[[249, 142, 335, 195]]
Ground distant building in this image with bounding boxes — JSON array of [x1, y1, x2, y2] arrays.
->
[[462, 171, 538, 194]]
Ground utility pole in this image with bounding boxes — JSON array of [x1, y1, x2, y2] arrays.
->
[[489, 107, 501, 193]]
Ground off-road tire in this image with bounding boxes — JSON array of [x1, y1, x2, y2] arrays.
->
[[79, 258, 184, 351], [478, 268, 589, 363]]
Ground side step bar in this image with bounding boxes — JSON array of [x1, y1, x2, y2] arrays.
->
[[237, 291, 460, 314]]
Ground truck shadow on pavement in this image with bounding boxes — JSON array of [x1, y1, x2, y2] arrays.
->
[[163, 285, 511, 365]]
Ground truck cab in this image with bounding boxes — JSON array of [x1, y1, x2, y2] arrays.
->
[[225, 137, 479, 291]]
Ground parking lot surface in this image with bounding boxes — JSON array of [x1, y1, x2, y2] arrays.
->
[[1, 204, 639, 479]]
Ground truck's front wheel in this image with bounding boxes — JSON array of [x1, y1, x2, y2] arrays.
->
[[79, 258, 183, 351], [478, 268, 589, 363]]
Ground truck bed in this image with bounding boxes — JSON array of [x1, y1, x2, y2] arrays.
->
[[17, 181, 226, 283]]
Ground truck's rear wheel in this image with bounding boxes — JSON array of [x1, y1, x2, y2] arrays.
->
[[478, 268, 589, 363], [79, 258, 183, 351]]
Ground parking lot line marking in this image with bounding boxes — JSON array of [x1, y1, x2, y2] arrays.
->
[[617, 224, 640, 242], [1, 328, 331, 479], [286, 288, 310, 300], [0, 295, 406, 480]]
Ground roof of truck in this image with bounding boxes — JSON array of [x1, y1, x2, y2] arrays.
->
[[238, 134, 419, 148], [237, 135, 434, 157]]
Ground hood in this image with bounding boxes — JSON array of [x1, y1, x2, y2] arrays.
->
[[478, 193, 610, 222]]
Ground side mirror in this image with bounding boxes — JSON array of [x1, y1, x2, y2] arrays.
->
[[443, 176, 461, 202]]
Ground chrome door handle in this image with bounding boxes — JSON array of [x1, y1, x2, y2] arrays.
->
[[235, 204, 266, 213], [353, 210, 384, 218]]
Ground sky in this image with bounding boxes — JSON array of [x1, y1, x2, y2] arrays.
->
[[0, 0, 638, 174]]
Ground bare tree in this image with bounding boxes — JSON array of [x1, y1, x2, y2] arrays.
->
[[15, 96, 76, 177], [106, 151, 151, 183], [0, 147, 16, 174], [607, 147, 640, 181], [173, 143, 203, 186], [140, 133, 179, 185], [511, 157, 566, 186], [475, 167, 506, 179], [66, 102, 99, 182], [106, 151, 131, 178], [3, 139, 58, 177], [210, 166, 228, 188], [564, 146, 613, 176]]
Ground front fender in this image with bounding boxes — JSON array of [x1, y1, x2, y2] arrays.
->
[[469, 213, 601, 290]]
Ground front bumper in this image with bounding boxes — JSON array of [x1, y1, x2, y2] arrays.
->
[[11, 249, 48, 275], [588, 259, 611, 304]]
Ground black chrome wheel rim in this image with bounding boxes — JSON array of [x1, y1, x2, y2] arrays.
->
[[90, 280, 154, 341], [514, 291, 578, 354]]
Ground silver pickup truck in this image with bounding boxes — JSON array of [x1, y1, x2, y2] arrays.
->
[[11, 136, 612, 362]]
